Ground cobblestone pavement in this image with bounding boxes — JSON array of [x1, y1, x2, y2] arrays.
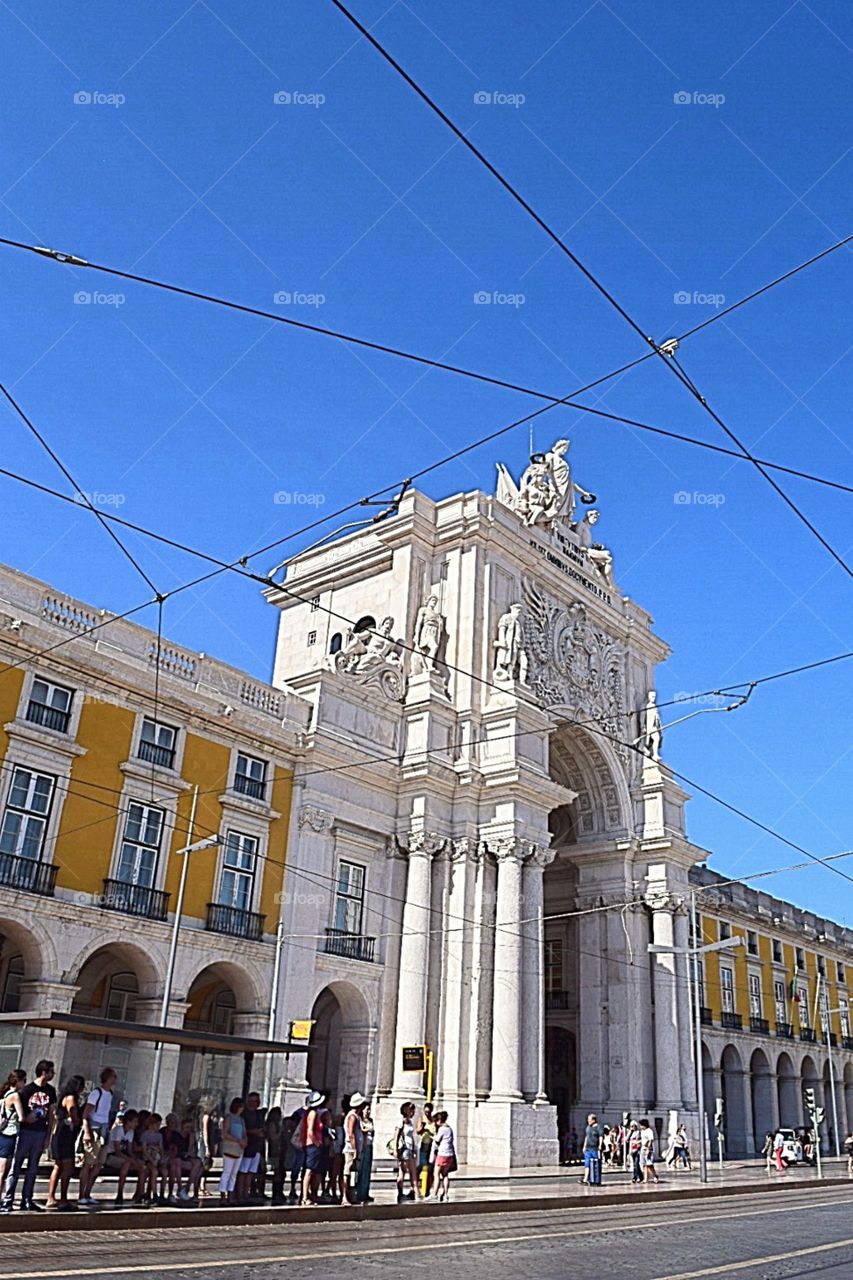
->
[[0, 1183, 852, 1279]]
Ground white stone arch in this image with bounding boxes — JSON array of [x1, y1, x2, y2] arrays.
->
[[0, 913, 58, 985], [68, 937, 164, 1004], [750, 1047, 774, 1150], [721, 1043, 749, 1156], [843, 1062, 853, 1133], [548, 723, 631, 839], [180, 956, 265, 1017], [309, 978, 375, 1106], [777, 1050, 798, 1127]]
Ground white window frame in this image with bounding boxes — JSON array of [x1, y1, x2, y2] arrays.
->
[[774, 979, 787, 1024], [218, 829, 259, 913], [720, 965, 735, 1014], [748, 972, 762, 1018], [233, 752, 268, 800], [114, 800, 165, 889], [138, 718, 178, 768], [841, 1007, 851, 1040], [26, 678, 74, 733], [0, 766, 56, 861], [798, 982, 810, 1028], [333, 860, 366, 936]]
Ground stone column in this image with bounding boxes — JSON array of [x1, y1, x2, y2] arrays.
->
[[490, 838, 528, 1101], [17, 980, 77, 1083], [391, 832, 441, 1095], [521, 848, 552, 1101], [438, 839, 473, 1101], [674, 907, 697, 1108], [650, 895, 683, 1109]]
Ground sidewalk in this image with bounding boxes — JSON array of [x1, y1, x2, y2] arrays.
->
[[1, 1156, 849, 1232]]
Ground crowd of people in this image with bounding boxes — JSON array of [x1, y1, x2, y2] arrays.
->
[[567, 1116, 692, 1186], [0, 1060, 457, 1212]]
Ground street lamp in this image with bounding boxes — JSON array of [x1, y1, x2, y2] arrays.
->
[[150, 787, 223, 1109], [821, 996, 851, 1159], [648, 893, 744, 1183]]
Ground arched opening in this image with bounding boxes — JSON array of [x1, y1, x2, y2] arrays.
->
[[750, 1048, 774, 1152], [68, 942, 159, 1090], [822, 1060, 838, 1153], [544, 1025, 576, 1138], [844, 1063, 853, 1133], [701, 1042, 715, 1153], [801, 1054, 820, 1137], [309, 981, 372, 1108], [777, 1051, 798, 1127], [721, 1044, 748, 1157], [175, 966, 246, 1114], [329, 633, 343, 655]]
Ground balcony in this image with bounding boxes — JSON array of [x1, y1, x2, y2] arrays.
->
[[800, 1028, 817, 1043], [101, 878, 169, 922], [234, 772, 266, 801], [207, 902, 265, 941], [721, 1011, 742, 1030], [137, 739, 175, 769], [25, 699, 71, 733], [546, 990, 570, 1011], [775, 1022, 793, 1038], [749, 1016, 770, 1035], [700, 1006, 713, 1026], [842, 1037, 853, 1052], [828, 1032, 838, 1048], [322, 927, 375, 963], [0, 852, 57, 897]]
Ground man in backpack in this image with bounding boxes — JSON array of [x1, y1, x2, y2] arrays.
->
[[79, 1067, 117, 1206], [0, 1059, 56, 1211], [582, 1112, 603, 1186]]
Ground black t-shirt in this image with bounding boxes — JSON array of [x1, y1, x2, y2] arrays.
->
[[244, 1106, 266, 1157], [20, 1080, 57, 1133]]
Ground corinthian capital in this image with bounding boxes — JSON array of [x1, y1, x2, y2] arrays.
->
[[401, 830, 447, 859], [490, 835, 537, 864]]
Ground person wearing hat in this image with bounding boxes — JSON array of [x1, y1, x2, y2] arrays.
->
[[301, 1090, 327, 1206], [342, 1094, 367, 1204]]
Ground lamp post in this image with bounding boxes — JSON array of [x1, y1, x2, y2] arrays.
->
[[822, 996, 851, 1159], [648, 892, 744, 1183], [150, 787, 222, 1110]]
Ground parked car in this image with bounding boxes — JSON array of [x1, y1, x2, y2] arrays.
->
[[776, 1129, 803, 1164]]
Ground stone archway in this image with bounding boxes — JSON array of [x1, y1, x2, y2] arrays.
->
[[721, 1044, 749, 1157], [750, 1048, 775, 1152], [844, 1063, 853, 1133], [545, 1025, 576, 1136], [309, 980, 372, 1108], [801, 1054, 821, 1138], [173, 965, 249, 1115], [777, 1051, 798, 1127]]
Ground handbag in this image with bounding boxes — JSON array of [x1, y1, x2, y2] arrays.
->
[[222, 1136, 243, 1159]]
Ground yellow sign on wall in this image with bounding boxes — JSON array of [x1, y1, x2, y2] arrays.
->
[[289, 1019, 314, 1042]]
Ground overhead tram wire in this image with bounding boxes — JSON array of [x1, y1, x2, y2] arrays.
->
[[0, 382, 160, 596], [327, 0, 853, 580], [0, 230, 848, 413]]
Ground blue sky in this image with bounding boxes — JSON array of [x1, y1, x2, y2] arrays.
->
[[2, 0, 851, 919]]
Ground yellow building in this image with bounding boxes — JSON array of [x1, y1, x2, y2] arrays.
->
[[0, 563, 308, 1111], [693, 865, 853, 1155]]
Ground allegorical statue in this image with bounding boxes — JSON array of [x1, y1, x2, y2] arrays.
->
[[496, 438, 595, 528], [575, 509, 614, 586], [640, 689, 663, 761], [493, 602, 528, 683], [411, 594, 443, 674]]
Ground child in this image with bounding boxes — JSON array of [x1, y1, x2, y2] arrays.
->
[[139, 1112, 164, 1204]]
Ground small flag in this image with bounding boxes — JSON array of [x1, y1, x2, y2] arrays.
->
[[790, 975, 800, 1004]]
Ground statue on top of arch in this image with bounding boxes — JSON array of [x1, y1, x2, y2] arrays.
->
[[496, 438, 596, 529]]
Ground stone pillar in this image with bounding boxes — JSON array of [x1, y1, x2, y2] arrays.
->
[[17, 980, 77, 1082], [674, 908, 697, 1108], [650, 897, 682, 1109], [133, 997, 189, 1115], [391, 833, 441, 1096], [438, 839, 473, 1102], [490, 838, 527, 1101], [740, 1068, 756, 1155], [521, 848, 552, 1101]]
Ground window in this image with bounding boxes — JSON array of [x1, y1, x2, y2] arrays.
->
[[219, 832, 258, 912], [116, 802, 164, 888], [0, 768, 55, 861], [748, 972, 762, 1018], [26, 678, 73, 733], [693, 958, 705, 1009], [329, 633, 343, 655], [747, 930, 758, 956], [719, 921, 731, 941], [772, 939, 783, 964], [839, 963, 846, 986], [138, 719, 176, 769], [105, 972, 138, 1022], [817, 955, 826, 977], [334, 861, 365, 935], [720, 966, 734, 1013], [307, 631, 317, 646], [797, 982, 810, 1028], [774, 979, 787, 1024], [796, 947, 805, 971], [310, 596, 320, 612], [210, 988, 236, 1034], [234, 753, 267, 800], [841, 1007, 851, 1040], [1, 956, 23, 1013], [545, 940, 563, 994]]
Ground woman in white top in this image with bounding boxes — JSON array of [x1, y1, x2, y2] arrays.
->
[[430, 1111, 456, 1202], [0, 1070, 26, 1192], [393, 1102, 419, 1202]]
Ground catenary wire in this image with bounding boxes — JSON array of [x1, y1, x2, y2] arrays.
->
[[0, 381, 160, 596], [327, 0, 853, 580]]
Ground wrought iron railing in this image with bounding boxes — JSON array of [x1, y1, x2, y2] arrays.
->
[[138, 739, 175, 769], [775, 1022, 793, 1038], [25, 700, 70, 733], [0, 853, 57, 897], [749, 1016, 769, 1035], [322, 927, 376, 963], [207, 902, 265, 941], [101, 878, 170, 921], [234, 772, 266, 800], [721, 1011, 742, 1030]]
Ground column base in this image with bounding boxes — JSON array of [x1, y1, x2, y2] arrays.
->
[[464, 1099, 559, 1168]]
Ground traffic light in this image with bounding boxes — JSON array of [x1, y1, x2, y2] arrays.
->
[[714, 1097, 725, 1131], [804, 1087, 816, 1113], [815, 1107, 826, 1125], [622, 1112, 631, 1126]]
